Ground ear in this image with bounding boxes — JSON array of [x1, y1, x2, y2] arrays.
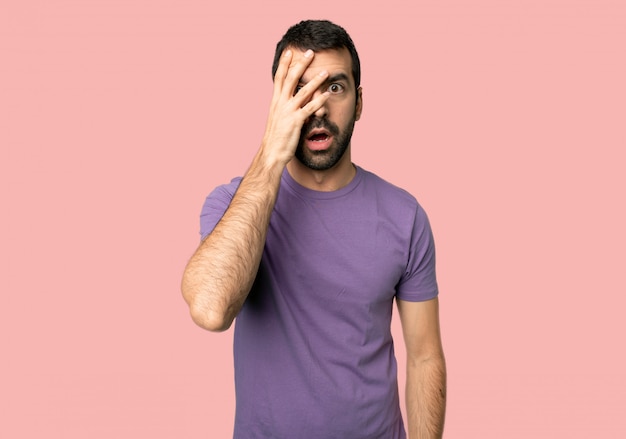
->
[[355, 86, 363, 121]]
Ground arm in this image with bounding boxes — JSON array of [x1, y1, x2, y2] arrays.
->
[[181, 49, 330, 332], [397, 297, 447, 439]]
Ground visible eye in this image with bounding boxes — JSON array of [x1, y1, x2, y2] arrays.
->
[[294, 84, 304, 95], [327, 83, 344, 94]]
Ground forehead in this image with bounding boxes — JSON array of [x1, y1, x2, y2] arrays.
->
[[287, 47, 354, 84]]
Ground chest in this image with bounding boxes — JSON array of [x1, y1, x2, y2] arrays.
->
[[263, 193, 409, 305]]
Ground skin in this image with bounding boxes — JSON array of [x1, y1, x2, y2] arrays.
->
[[286, 47, 363, 190], [181, 48, 331, 331], [181, 46, 446, 438], [398, 298, 447, 438]]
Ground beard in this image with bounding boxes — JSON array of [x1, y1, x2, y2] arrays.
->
[[295, 115, 356, 171]]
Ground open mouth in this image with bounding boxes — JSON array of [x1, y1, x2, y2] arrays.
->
[[304, 130, 333, 151], [308, 133, 330, 142]]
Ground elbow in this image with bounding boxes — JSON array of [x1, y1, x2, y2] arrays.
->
[[189, 304, 234, 332], [180, 275, 236, 332], [183, 288, 234, 332], [407, 347, 446, 369]]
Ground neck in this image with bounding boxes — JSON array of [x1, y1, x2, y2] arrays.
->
[[286, 149, 355, 192]]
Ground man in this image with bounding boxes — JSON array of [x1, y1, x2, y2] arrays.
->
[[182, 20, 446, 439]]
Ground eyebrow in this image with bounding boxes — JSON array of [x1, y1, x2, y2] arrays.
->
[[326, 73, 350, 83], [299, 72, 351, 85]]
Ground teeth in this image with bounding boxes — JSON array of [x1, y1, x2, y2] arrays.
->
[[309, 134, 329, 141]]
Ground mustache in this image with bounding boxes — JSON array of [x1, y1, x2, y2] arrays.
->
[[301, 117, 339, 137]]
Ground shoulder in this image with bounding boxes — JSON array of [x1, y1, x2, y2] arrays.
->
[[206, 176, 243, 202], [199, 176, 243, 239], [357, 167, 435, 240], [358, 167, 422, 213], [360, 167, 416, 199]]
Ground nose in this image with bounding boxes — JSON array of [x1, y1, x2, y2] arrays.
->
[[312, 88, 328, 118]]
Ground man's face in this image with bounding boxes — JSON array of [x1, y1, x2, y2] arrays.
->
[[288, 47, 363, 171]]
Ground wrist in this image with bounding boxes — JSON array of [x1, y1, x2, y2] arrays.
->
[[256, 140, 292, 170]]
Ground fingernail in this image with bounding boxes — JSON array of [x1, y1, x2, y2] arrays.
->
[[284, 49, 292, 57], [304, 49, 313, 58]]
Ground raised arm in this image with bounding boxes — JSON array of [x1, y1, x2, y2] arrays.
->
[[397, 297, 447, 438], [181, 49, 330, 332]]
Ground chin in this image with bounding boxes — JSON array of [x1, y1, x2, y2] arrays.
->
[[296, 147, 346, 171]]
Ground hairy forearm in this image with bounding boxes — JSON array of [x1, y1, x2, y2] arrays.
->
[[181, 150, 284, 331], [406, 354, 447, 439], [182, 50, 332, 331]]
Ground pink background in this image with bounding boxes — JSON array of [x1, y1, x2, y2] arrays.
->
[[3, 0, 625, 437]]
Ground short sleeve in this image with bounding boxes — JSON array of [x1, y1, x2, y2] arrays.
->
[[199, 177, 242, 241], [395, 204, 439, 302]]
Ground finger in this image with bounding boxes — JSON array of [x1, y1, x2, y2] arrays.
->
[[280, 49, 316, 101], [300, 90, 331, 118], [291, 69, 329, 108], [272, 49, 293, 103]]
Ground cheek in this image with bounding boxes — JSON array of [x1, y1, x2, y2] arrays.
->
[[334, 111, 352, 129], [333, 100, 358, 124]]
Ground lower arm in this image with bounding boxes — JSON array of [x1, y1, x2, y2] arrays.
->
[[406, 355, 447, 439], [182, 152, 285, 331]]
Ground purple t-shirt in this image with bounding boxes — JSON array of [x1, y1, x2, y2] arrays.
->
[[200, 166, 438, 439]]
